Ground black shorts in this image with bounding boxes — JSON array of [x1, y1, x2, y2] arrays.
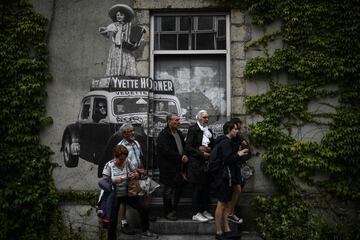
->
[[231, 164, 245, 188], [216, 179, 233, 203]]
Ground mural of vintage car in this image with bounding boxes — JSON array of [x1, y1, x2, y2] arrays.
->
[[61, 76, 189, 169]]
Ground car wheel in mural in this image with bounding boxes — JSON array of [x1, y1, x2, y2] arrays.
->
[[63, 132, 79, 168]]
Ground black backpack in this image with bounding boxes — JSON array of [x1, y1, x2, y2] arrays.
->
[[208, 139, 226, 174]]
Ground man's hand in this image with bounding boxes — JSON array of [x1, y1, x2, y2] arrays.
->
[[182, 155, 189, 163]]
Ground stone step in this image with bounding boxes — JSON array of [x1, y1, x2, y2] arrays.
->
[[116, 231, 263, 240]]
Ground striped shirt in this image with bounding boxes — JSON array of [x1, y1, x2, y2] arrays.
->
[[102, 159, 136, 197]]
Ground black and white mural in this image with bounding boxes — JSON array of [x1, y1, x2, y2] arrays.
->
[[49, 3, 227, 190]]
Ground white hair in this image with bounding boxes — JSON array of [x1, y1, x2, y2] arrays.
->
[[119, 123, 133, 136], [196, 110, 208, 119]]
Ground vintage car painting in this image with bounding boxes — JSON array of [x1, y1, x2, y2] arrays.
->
[[61, 76, 189, 169]]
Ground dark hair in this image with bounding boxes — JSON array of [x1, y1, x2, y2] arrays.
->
[[231, 118, 242, 126], [113, 145, 128, 158], [223, 121, 236, 135]]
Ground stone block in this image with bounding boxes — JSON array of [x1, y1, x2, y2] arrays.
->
[[231, 25, 251, 42], [231, 9, 245, 25], [232, 77, 246, 96], [232, 96, 246, 114], [231, 42, 245, 60], [232, 60, 246, 78], [245, 79, 270, 96]]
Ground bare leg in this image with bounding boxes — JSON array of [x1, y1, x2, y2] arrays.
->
[[227, 184, 241, 215], [223, 204, 231, 232], [215, 201, 225, 234], [120, 203, 126, 223]]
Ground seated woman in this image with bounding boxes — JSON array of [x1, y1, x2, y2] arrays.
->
[[102, 145, 158, 240]]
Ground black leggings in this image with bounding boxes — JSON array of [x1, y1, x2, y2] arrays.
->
[[108, 195, 149, 240]]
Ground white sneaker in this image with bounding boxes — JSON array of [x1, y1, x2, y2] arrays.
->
[[192, 212, 209, 222], [202, 211, 214, 220]]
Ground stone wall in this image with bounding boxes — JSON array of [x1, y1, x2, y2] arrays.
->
[[31, 0, 289, 238]]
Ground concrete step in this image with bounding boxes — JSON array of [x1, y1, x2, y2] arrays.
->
[[118, 215, 259, 236], [116, 231, 262, 240]]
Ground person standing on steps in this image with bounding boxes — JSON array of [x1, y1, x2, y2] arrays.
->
[[225, 118, 252, 225], [157, 113, 189, 221], [186, 110, 215, 223], [213, 121, 249, 240]]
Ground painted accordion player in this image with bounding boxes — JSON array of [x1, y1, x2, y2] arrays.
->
[[123, 25, 146, 50]]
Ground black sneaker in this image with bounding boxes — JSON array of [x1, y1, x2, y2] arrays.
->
[[141, 230, 158, 238], [223, 231, 242, 239], [165, 211, 178, 221], [121, 223, 136, 235], [149, 215, 157, 222], [215, 233, 231, 240]]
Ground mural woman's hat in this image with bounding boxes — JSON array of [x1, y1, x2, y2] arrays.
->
[[108, 4, 134, 23]]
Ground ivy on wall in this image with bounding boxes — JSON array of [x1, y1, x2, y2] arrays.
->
[[0, 1, 91, 239], [219, 0, 360, 239]]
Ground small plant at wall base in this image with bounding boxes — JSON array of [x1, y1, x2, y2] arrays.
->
[[0, 1, 89, 239], [218, 0, 360, 239]]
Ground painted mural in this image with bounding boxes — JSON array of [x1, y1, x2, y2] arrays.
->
[[58, 4, 227, 188]]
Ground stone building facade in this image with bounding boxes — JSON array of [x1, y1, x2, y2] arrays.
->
[[32, 0, 285, 238]]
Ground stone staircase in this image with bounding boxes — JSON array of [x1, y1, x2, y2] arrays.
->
[[116, 195, 262, 240]]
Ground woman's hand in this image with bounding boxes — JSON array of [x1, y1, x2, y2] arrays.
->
[[136, 168, 145, 175], [128, 171, 139, 180], [237, 148, 249, 157], [111, 176, 125, 184]]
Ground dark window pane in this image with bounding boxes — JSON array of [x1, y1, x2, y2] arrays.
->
[[155, 35, 160, 50], [198, 16, 213, 30], [154, 17, 159, 31], [160, 34, 177, 50], [196, 33, 215, 50], [178, 34, 189, 50], [216, 39, 226, 49], [161, 17, 176, 31], [218, 19, 226, 37], [180, 17, 191, 31]]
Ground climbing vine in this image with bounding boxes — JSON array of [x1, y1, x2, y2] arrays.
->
[[220, 0, 360, 239], [0, 1, 93, 239]]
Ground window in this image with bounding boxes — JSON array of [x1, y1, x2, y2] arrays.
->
[[113, 97, 149, 115], [151, 12, 231, 122], [80, 98, 91, 120], [154, 15, 226, 50]]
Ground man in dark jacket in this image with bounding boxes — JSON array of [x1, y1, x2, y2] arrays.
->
[[186, 110, 215, 222], [156, 113, 188, 221]]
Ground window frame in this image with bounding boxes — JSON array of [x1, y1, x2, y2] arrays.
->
[[150, 12, 231, 117]]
